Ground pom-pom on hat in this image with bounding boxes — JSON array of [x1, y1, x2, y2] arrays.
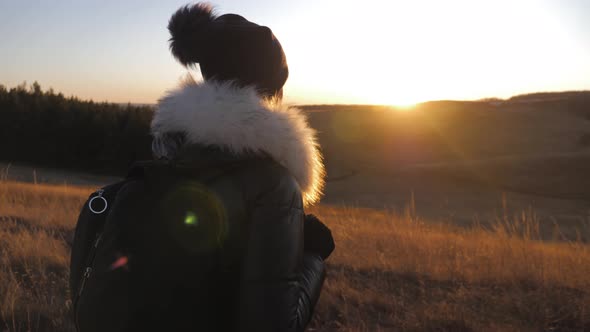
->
[[168, 3, 289, 98]]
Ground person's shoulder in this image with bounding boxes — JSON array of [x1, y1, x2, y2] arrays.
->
[[237, 155, 303, 208], [240, 155, 299, 186]]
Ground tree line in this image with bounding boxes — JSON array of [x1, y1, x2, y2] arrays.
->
[[0, 82, 154, 176]]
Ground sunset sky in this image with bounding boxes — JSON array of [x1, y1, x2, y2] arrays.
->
[[0, 0, 589, 106]]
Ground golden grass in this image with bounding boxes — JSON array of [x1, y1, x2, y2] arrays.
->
[[0, 181, 91, 331], [307, 205, 590, 331], [1, 180, 589, 331]]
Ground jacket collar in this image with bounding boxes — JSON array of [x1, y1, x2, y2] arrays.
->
[[151, 80, 325, 206]]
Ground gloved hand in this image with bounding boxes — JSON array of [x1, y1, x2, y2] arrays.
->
[[304, 214, 335, 260]]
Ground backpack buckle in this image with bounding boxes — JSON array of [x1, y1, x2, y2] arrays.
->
[[89, 189, 108, 214]]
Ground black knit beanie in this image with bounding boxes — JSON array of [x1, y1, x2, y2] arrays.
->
[[168, 3, 289, 98]]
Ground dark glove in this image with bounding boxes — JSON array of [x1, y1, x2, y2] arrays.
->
[[304, 214, 335, 260]]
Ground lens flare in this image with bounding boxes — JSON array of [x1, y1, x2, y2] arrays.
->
[[159, 181, 229, 254], [184, 211, 198, 226], [110, 255, 129, 271]]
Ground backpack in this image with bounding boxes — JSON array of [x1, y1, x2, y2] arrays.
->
[[70, 160, 242, 332]]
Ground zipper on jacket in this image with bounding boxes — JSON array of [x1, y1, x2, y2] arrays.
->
[[78, 267, 93, 296], [93, 233, 102, 248], [76, 233, 102, 298], [74, 232, 102, 331]]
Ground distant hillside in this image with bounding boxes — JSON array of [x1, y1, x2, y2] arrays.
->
[[300, 90, 590, 112], [508, 90, 590, 102], [2, 83, 590, 228], [2, 82, 589, 179]]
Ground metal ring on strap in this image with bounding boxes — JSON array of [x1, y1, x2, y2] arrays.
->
[[88, 196, 108, 214]]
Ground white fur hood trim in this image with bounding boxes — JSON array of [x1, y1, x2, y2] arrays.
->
[[151, 81, 325, 206]]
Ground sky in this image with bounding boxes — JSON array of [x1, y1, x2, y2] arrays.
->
[[0, 0, 589, 106]]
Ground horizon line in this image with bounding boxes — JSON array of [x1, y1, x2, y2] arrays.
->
[[1, 81, 589, 107]]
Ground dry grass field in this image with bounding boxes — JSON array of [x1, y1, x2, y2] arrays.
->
[[1, 95, 590, 331], [1, 179, 589, 331]]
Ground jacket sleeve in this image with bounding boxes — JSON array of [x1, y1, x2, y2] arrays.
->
[[237, 170, 326, 332]]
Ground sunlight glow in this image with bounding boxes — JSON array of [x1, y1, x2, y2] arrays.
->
[[1, 1, 588, 104], [281, 0, 589, 105], [393, 102, 418, 110]]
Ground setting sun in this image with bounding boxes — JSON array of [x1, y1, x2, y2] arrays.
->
[[0, 0, 588, 105], [280, 0, 589, 105]]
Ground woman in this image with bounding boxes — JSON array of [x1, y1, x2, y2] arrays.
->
[[71, 3, 333, 331], [151, 3, 333, 331]]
